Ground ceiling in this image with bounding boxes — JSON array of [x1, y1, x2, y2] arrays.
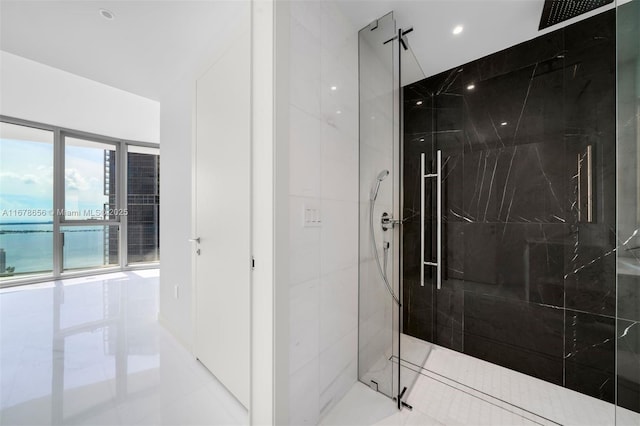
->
[[0, 0, 248, 101], [0, 0, 627, 100], [335, 0, 621, 85]]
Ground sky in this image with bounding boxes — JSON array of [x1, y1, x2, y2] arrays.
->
[[0, 137, 110, 223]]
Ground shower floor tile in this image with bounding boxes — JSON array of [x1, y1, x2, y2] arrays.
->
[[324, 335, 640, 426]]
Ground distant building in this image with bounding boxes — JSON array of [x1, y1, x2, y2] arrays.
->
[[105, 151, 160, 265]]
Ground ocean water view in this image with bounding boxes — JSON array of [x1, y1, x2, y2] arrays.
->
[[1, 123, 159, 282], [0, 222, 115, 279]]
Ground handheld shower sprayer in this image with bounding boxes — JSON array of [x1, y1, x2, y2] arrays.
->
[[370, 169, 389, 201], [369, 169, 401, 306]]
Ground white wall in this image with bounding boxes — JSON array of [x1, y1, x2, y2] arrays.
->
[[158, 3, 287, 423], [0, 51, 159, 142], [156, 4, 248, 353], [255, 0, 290, 423], [158, 79, 195, 347], [287, 2, 360, 424]]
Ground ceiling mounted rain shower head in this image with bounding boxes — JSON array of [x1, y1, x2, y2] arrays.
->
[[539, 0, 613, 30]]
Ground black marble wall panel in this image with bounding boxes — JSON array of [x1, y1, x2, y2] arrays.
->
[[617, 319, 640, 413], [564, 231, 617, 316], [401, 9, 636, 409], [564, 310, 616, 401], [403, 277, 433, 342], [463, 293, 564, 385], [619, 274, 640, 321], [434, 282, 464, 352]]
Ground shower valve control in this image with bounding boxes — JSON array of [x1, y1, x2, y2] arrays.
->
[[381, 212, 402, 231]]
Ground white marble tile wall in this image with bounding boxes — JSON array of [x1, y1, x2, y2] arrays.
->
[[288, 2, 359, 425]]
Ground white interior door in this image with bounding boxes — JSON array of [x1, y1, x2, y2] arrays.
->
[[194, 25, 250, 407]]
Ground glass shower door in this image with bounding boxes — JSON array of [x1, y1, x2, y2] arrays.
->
[[358, 11, 401, 401], [616, 0, 640, 424]]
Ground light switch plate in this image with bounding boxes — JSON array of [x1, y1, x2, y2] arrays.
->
[[303, 203, 321, 227]]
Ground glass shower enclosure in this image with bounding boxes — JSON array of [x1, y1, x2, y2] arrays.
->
[[616, 0, 640, 422], [358, 1, 640, 424]]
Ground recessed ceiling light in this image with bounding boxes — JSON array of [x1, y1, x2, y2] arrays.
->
[[419, 138, 425, 142], [467, 84, 475, 90], [501, 122, 508, 126], [416, 100, 423, 106], [452, 25, 464, 35], [99, 9, 115, 20], [331, 86, 337, 91]]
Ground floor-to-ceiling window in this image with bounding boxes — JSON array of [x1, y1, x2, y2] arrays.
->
[[0, 122, 54, 279], [0, 117, 159, 285], [62, 135, 121, 272]]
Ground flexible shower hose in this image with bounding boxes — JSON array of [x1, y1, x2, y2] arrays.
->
[[369, 199, 401, 306]]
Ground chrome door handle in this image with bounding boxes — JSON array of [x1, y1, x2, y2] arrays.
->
[[577, 145, 593, 223], [189, 237, 201, 243], [420, 150, 442, 289], [420, 153, 425, 287], [436, 150, 442, 290]]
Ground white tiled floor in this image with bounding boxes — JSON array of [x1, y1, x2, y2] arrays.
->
[[0, 270, 248, 426], [358, 332, 434, 402], [324, 336, 640, 426], [4, 270, 637, 426], [414, 344, 640, 426]]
